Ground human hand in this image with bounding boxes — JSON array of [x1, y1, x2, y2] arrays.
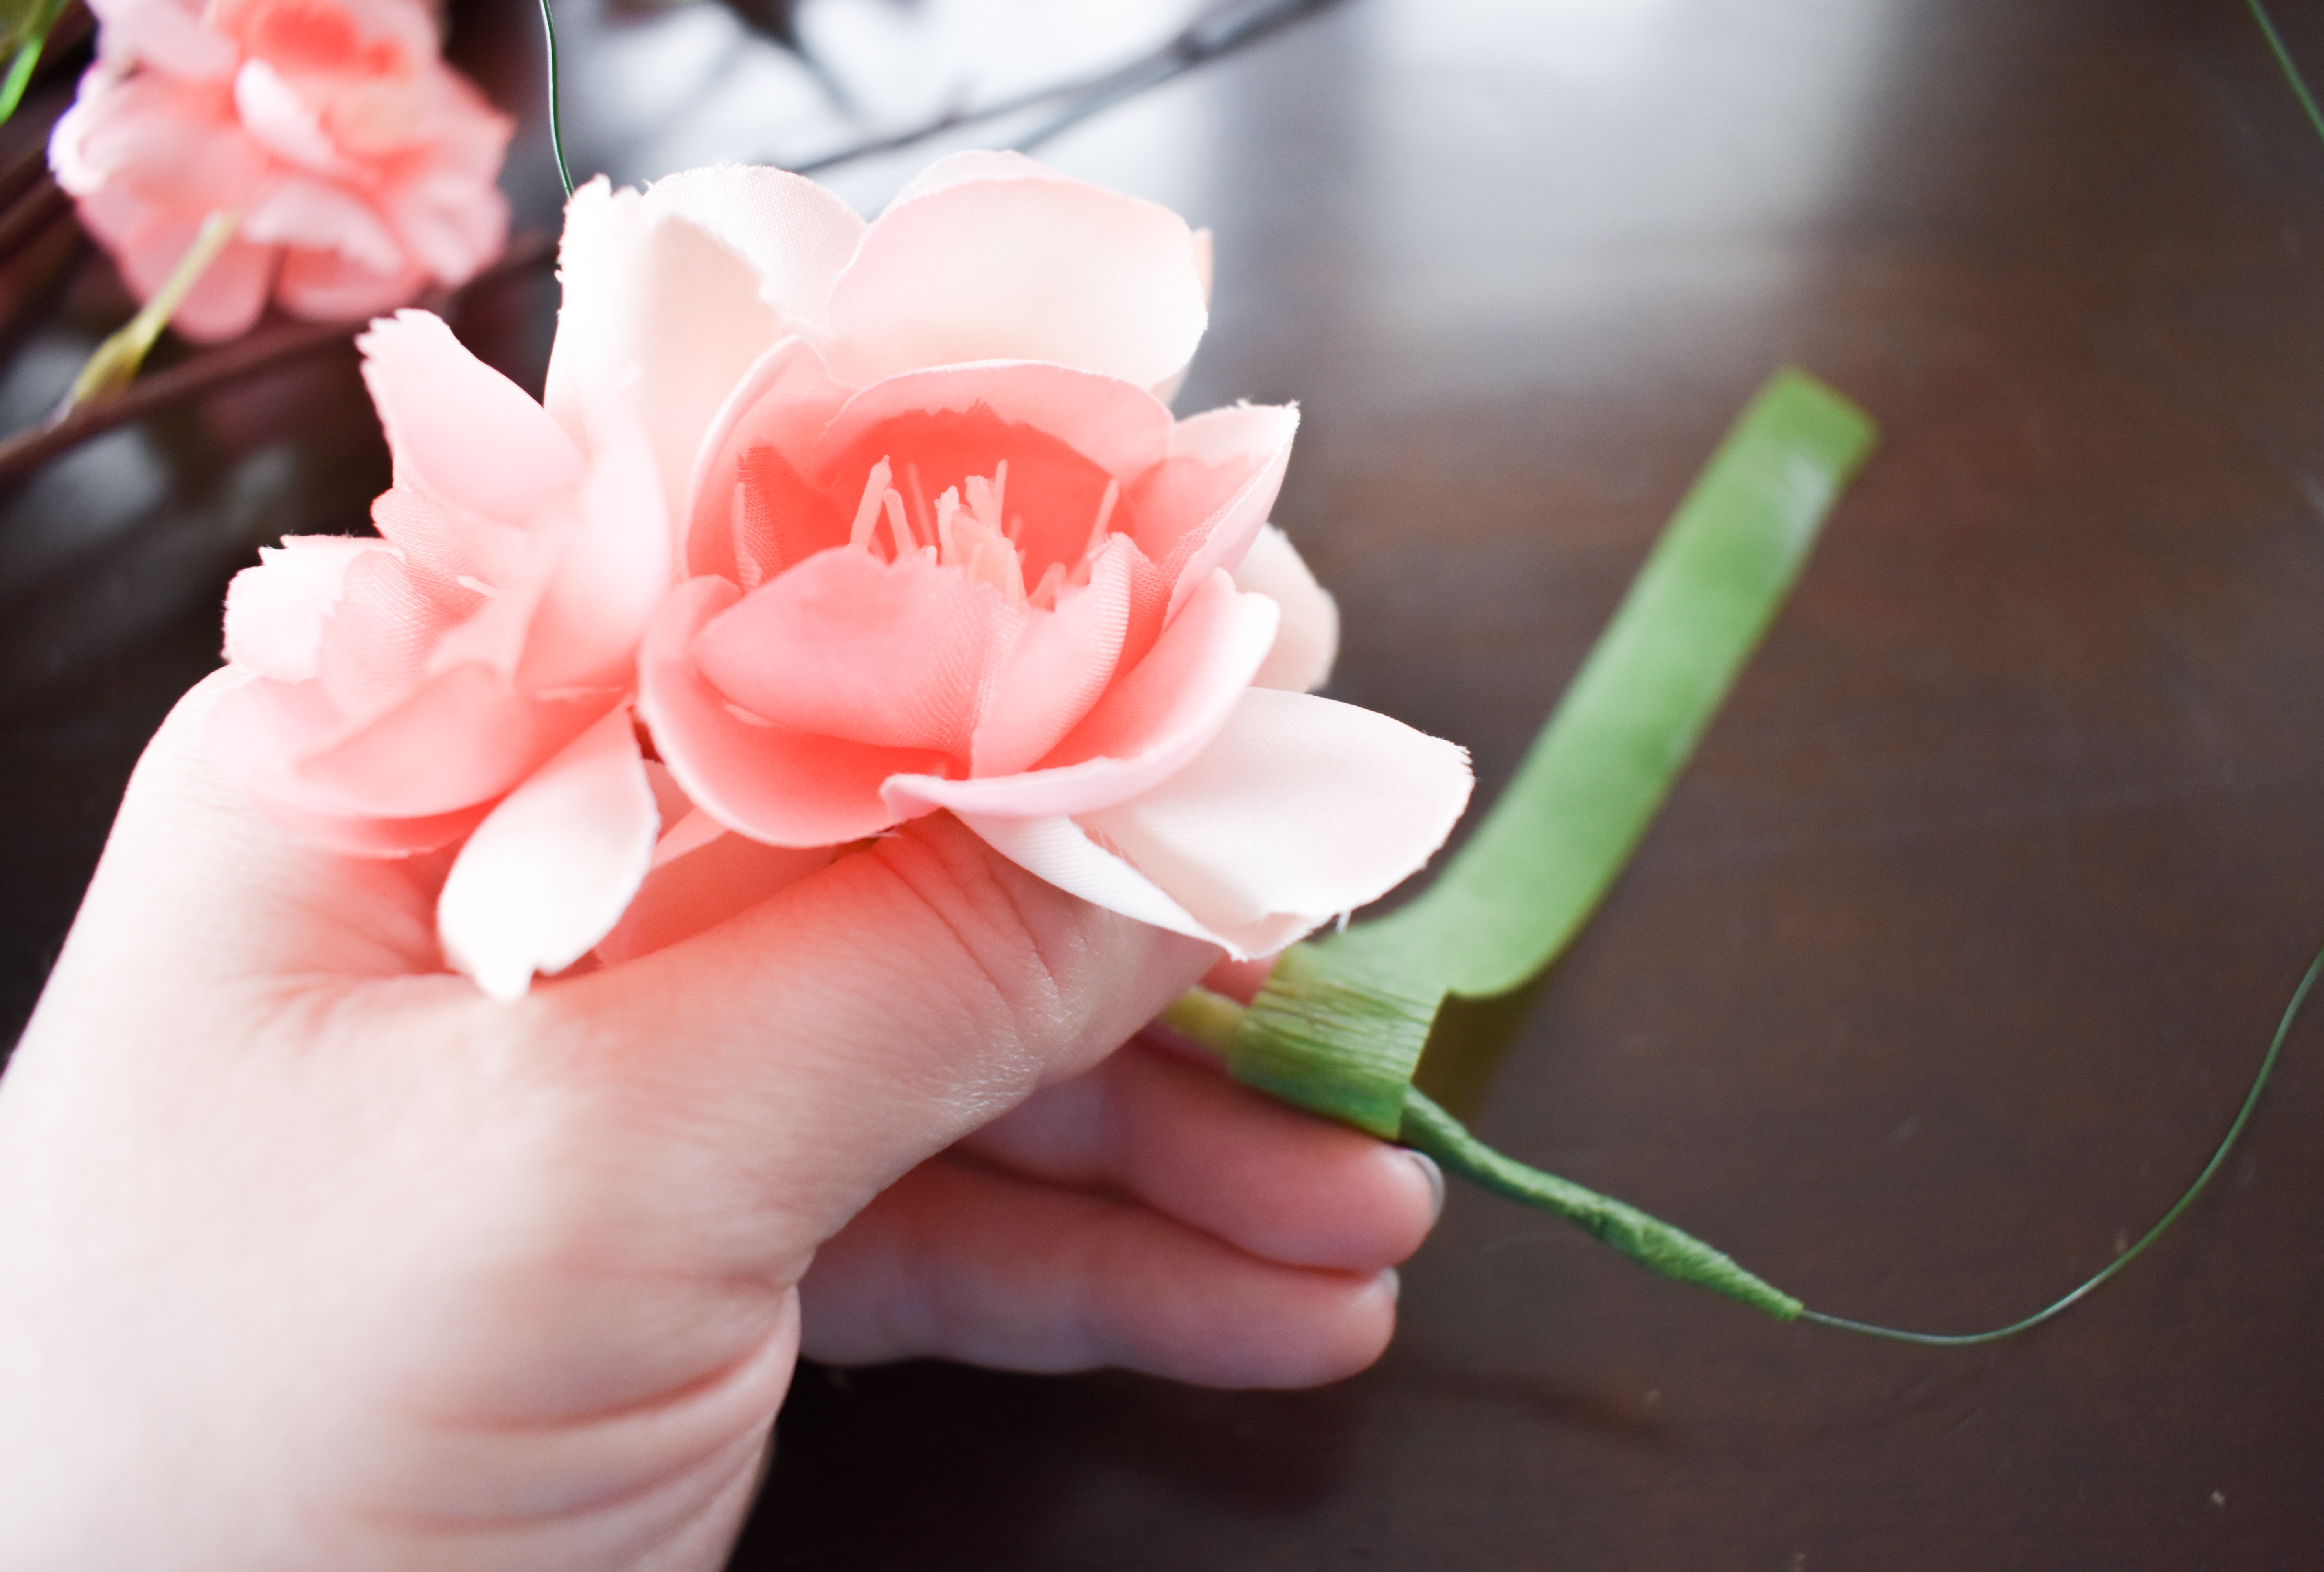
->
[[0, 673, 1437, 1571]]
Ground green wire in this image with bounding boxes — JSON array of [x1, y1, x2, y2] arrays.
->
[[2251, 0, 2324, 147], [539, 0, 574, 198], [1793, 940, 2324, 1346]]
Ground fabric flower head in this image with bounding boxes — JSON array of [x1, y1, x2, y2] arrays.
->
[[48, 0, 513, 342], [210, 152, 1473, 998]]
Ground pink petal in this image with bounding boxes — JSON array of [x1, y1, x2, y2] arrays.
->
[[232, 57, 340, 172], [828, 152, 1208, 391], [693, 546, 1004, 757], [543, 173, 855, 526], [242, 174, 403, 275], [639, 577, 945, 847], [279, 664, 613, 818], [221, 535, 384, 682], [313, 547, 465, 720], [368, 481, 526, 591], [592, 830, 836, 968], [85, 0, 239, 77], [882, 569, 1276, 821], [436, 708, 659, 1002], [1231, 523, 1338, 692], [955, 812, 1220, 946], [1122, 403, 1299, 622], [203, 675, 498, 854], [969, 535, 1134, 777], [681, 336, 852, 582], [636, 164, 864, 333], [1074, 687, 1473, 946], [813, 362, 1175, 489], [358, 310, 587, 527], [808, 393, 1122, 590], [272, 246, 426, 323], [516, 386, 672, 691]]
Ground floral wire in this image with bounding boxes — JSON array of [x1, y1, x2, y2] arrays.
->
[[539, 0, 572, 198], [1798, 939, 2324, 1347], [2251, 0, 2324, 147]]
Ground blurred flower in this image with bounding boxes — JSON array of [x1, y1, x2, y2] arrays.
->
[[48, 0, 512, 342]]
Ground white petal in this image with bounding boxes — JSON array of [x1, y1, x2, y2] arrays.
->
[[1232, 524, 1338, 693], [437, 708, 658, 1002], [1075, 688, 1472, 948], [541, 178, 783, 528]]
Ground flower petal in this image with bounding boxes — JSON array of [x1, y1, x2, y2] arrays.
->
[[517, 384, 672, 691], [543, 171, 857, 525], [592, 830, 836, 968], [1122, 402, 1299, 622], [813, 362, 1175, 489], [883, 569, 1275, 821], [437, 707, 659, 1002], [638, 163, 864, 331], [969, 534, 1134, 777], [265, 663, 611, 819], [956, 812, 1228, 947], [1231, 523, 1338, 693], [828, 151, 1208, 391], [222, 534, 384, 683], [359, 310, 587, 527], [681, 335, 851, 582], [639, 576, 945, 846], [1075, 687, 1472, 944], [693, 545, 1003, 756]]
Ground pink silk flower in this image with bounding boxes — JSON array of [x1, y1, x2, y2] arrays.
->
[[48, 0, 513, 343], [210, 152, 1474, 1000]]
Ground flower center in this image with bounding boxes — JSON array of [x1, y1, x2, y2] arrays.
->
[[845, 456, 1119, 612]]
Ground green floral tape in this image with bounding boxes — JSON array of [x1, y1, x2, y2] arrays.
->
[[1200, 367, 1876, 1318], [1324, 367, 1877, 1000]]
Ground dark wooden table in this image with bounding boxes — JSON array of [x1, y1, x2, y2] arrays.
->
[[6, 1, 2323, 1566]]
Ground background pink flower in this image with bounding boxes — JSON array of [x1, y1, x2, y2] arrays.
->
[[48, 0, 512, 342]]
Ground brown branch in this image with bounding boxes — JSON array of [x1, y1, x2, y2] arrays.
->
[[0, 227, 555, 490]]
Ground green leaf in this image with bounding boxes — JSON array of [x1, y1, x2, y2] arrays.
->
[[1320, 366, 1877, 1000]]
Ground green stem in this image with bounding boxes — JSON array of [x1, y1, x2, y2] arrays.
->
[[59, 208, 237, 417], [1396, 1087, 1802, 1319], [1160, 933, 2324, 1342]]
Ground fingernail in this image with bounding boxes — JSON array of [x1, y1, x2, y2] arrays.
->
[[1406, 1150, 1445, 1223], [1377, 1266, 1401, 1303]]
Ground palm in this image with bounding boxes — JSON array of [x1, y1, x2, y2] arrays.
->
[[0, 675, 1434, 1571]]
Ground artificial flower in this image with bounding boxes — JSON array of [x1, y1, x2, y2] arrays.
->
[[208, 310, 670, 995], [48, 0, 513, 342], [564, 153, 1475, 962], [209, 152, 1472, 998]]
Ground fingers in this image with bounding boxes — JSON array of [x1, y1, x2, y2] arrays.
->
[[39, 670, 453, 997], [521, 814, 1218, 1271], [958, 1038, 1442, 1272], [796, 1154, 1400, 1389]]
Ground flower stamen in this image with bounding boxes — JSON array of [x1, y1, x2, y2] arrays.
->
[[1082, 477, 1120, 563], [848, 456, 894, 553]]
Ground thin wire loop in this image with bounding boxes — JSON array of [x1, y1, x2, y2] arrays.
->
[[1798, 940, 2324, 1346]]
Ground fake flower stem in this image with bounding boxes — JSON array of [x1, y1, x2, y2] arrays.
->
[[58, 207, 237, 418], [1159, 984, 1803, 1320]]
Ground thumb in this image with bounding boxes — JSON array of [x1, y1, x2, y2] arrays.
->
[[528, 814, 1217, 1265]]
